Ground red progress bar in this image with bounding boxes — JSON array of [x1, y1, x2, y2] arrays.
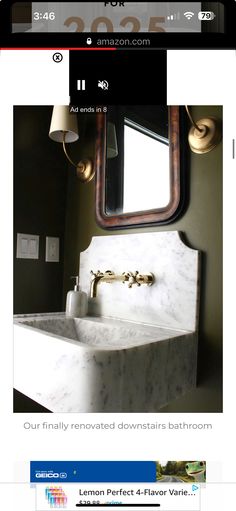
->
[[0, 47, 116, 50]]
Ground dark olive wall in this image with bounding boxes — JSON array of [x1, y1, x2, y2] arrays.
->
[[63, 106, 223, 413], [14, 107, 68, 314]]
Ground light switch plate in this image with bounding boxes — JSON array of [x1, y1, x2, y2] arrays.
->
[[16, 232, 39, 259], [45, 236, 60, 262], [16, 233, 39, 259]]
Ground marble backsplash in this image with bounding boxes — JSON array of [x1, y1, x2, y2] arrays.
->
[[80, 231, 200, 332]]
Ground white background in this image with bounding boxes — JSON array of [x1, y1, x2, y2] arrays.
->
[[0, 49, 236, 508]]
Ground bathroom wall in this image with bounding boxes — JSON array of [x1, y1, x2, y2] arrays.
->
[[14, 107, 68, 314], [63, 106, 223, 413]]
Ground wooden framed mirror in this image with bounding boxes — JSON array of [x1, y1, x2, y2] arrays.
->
[[95, 105, 185, 229]]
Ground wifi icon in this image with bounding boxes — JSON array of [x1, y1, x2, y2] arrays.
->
[[184, 11, 195, 20]]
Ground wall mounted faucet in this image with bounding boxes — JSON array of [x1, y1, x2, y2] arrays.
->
[[90, 270, 154, 298]]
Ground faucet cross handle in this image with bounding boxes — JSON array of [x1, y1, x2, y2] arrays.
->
[[126, 271, 154, 288], [90, 270, 103, 278], [127, 271, 140, 288]]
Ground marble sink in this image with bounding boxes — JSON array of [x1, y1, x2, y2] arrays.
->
[[14, 313, 198, 413], [14, 231, 200, 413]]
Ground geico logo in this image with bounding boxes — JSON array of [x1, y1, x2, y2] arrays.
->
[[35, 472, 60, 478]]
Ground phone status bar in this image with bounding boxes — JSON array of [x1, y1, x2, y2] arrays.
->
[[11, 2, 224, 34]]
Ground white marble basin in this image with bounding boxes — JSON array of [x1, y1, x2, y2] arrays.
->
[[14, 313, 198, 413], [14, 314, 192, 349]]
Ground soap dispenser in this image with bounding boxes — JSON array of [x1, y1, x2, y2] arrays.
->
[[66, 276, 88, 318]]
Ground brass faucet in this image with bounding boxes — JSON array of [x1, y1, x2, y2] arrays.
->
[[90, 270, 154, 298]]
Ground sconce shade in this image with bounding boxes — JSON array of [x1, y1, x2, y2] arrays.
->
[[107, 122, 118, 159], [49, 105, 79, 143]]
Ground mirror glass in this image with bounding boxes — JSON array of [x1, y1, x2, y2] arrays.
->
[[105, 106, 169, 215], [95, 105, 182, 228], [123, 118, 169, 212]]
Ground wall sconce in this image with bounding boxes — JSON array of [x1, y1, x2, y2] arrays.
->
[[49, 105, 95, 183], [185, 106, 222, 154]]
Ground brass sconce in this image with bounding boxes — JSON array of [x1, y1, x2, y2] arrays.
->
[[49, 105, 95, 183], [185, 106, 222, 154]]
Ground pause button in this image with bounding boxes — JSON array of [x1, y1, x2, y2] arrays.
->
[[77, 79, 86, 91]]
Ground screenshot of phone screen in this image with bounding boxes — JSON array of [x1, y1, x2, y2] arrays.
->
[[0, 1, 235, 510]]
